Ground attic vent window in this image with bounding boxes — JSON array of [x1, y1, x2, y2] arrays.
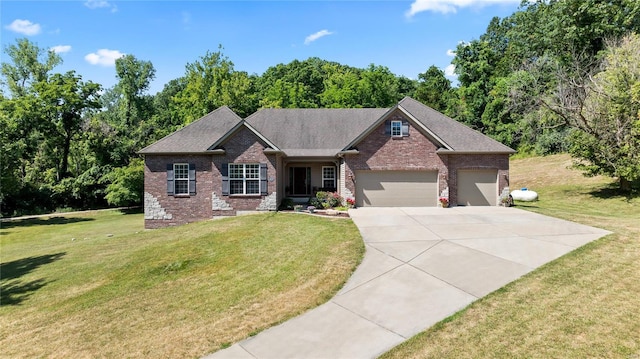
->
[[391, 120, 402, 137]]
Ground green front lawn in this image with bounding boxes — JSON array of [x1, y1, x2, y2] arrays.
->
[[381, 154, 640, 358], [0, 211, 364, 358]]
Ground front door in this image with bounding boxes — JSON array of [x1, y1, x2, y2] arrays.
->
[[291, 167, 311, 195]]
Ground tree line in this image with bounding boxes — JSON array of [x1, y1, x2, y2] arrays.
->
[[1, 0, 638, 216]]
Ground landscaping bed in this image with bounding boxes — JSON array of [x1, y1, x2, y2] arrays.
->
[[287, 208, 350, 218]]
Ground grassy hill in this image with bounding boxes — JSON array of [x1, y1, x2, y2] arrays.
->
[[382, 154, 640, 358], [0, 211, 364, 358]]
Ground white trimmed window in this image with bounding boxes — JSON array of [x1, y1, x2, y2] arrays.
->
[[322, 166, 336, 189], [174, 163, 189, 195], [391, 120, 402, 137], [229, 163, 260, 195]]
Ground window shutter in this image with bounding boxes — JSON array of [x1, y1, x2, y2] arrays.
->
[[221, 163, 229, 196], [402, 120, 410, 137], [260, 163, 268, 195], [167, 164, 174, 195], [384, 120, 391, 135], [188, 163, 196, 195]]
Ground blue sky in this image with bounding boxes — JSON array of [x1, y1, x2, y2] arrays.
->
[[2, 0, 521, 95]]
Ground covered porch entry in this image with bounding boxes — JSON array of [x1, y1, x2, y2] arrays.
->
[[284, 159, 339, 201]]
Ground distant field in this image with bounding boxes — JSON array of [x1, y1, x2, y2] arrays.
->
[[0, 211, 364, 358], [382, 154, 640, 358]]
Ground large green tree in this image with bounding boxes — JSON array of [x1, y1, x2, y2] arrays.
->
[[33, 71, 101, 180], [1, 38, 62, 97], [320, 65, 362, 108], [114, 54, 155, 127], [173, 48, 254, 121], [449, 0, 640, 151], [414, 65, 452, 113], [561, 34, 640, 190], [258, 57, 335, 108]]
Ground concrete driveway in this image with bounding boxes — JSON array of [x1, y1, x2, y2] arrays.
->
[[205, 207, 611, 359]]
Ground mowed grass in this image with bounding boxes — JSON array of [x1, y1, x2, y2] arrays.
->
[[0, 211, 364, 358], [382, 154, 640, 358]]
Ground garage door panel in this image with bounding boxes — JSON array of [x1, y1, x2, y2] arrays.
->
[[457, 170, 497, 206], [356, 171, 438, 207]]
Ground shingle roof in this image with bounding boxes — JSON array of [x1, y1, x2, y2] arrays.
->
[[245, 108, 388, 157], [139, 98, 515, 156], [398, 97, 516, 153], [138, 106, 242, 154]]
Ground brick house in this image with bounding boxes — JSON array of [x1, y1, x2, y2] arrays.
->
[[140, 97, 515, 228]]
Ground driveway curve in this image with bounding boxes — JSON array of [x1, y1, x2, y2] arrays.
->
[[205, 207, 611, 359]]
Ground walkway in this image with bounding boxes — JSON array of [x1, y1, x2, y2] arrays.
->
[[205, 207, 611, 359]]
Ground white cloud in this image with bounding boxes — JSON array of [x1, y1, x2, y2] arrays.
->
[[85, 49, 125, 66], [444, 64, 456, 77], [446, 49, 455, 57], [84, 0, 118, 12], [406, 0, 519, 17], [304, 29, 334, 45], [5, 19, 41, 36], [51, 45, 72, 54]]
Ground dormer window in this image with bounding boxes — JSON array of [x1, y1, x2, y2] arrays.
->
[[391, 120, 402, 137]]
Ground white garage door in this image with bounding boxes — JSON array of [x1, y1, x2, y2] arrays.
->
[[457, 169, 498, 206], [355, 170, 438, 207]]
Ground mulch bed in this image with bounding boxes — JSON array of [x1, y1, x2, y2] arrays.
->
[[284, 209, 351, 218]]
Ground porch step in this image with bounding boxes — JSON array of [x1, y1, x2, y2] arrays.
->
[[289, 197, 311, 204]]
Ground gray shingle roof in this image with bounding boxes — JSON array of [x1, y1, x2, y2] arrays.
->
[[245, 108, 388, 157], [138, 106, 242, 154], [139, 98, 515, 156], [398, 97, 515, 153]]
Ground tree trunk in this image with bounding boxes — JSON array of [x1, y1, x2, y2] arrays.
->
[[60, 130, 71, 180], [620, 177, 631, 192]]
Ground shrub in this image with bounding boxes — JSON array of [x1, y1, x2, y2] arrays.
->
[[279, 198, 294, 210], [346, 197, 355, 208], [315, 191, 343, 209]]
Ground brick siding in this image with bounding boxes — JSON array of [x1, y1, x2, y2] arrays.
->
[[447, 154, 510, 205], [144, 155, 214, 229], [344, 110, 449, 198], [211, 127, 277, 214], [343, 110, 509, 206], [144, 127, 277, 229]]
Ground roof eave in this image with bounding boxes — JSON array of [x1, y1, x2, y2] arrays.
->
[[208, 121, 281, 152], [397, 104, 453, 151], [341, 103, 453, 152], [436, 149, 517, 155], [138, 150, 226, 155], [263, 149, 283, 155], [337, 150, 360, 155], [341, 105, 396, 151]]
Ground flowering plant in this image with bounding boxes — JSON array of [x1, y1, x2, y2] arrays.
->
[[346, 197, 356, 208], [315, 191, 343, 209], [438, 197, 449, 207]]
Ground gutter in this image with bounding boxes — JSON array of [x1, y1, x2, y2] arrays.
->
[[436, 149, 517, 155]]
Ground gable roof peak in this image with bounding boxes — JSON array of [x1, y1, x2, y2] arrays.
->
[[138, 105, 243, 154], [399, 97, 516, 153]]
